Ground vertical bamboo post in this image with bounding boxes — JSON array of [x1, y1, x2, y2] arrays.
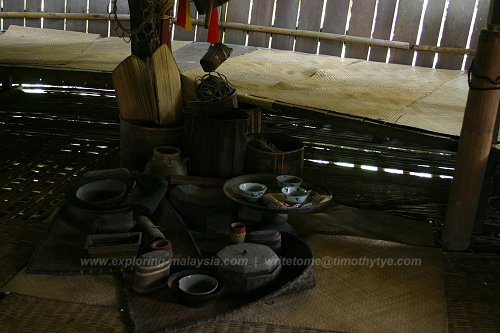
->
[[442, 19, 500, 250]]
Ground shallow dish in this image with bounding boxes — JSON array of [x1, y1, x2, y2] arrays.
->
[[239, 182, 267, 201], [76, 179, 127, 208], [276, 175, 303, 188], [167, 270, 224, 307], [178, 274, 218, 296], [281, 186, 311, 204]]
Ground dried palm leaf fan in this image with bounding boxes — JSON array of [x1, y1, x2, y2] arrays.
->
[[112, 0, 183, 126]]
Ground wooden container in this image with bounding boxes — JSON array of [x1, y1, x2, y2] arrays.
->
[[245, 133, 304, 177], [85, 232, 142, 259], [120, 119, 183, 171], [183, 108, 249, 178], [216, 243, 282, 294]]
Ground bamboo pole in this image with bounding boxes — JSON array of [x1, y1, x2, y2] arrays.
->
[[194, 19, 410, 50], [0, 12, 477, 55], [411, 44, 476, 56], [0, 12, 128, 21], [442, 28, 500, 251]]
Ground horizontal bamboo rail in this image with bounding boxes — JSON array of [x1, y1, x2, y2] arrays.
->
[[195, 19, 410, 49], [0, 12, 129, 21], [0, 12, 476, 55]]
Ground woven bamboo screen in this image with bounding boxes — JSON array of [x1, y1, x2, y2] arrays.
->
[[0, 0, 492, 70]]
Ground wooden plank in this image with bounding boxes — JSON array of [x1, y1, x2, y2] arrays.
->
[[269, 101, 458, 151], [345, 0, 377, 60], [110, 0, 131, 37], [25, 0, 42, 28], [414, 0, 446, 68], [2, 1, 24, 30], [319, 0, 350, 56], [436, 0, 476, 70], [247, 0, 274, 47], [223, 0, 251, 45], [88, 0, 110, 37], [43, 0, 65, 30], [294, 0, 324, 54], [66, 0, 88, 33], [369, 0, 397, 63], [112, 55, 158, 124], [390, 0, 425, 65], [151, 45, 183, 125], [464, 0, 491, 69], [173, 0, 197, 41], [271, 0, 299, 50]]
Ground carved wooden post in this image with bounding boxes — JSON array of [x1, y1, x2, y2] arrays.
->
[[127, 0, 152, 60]]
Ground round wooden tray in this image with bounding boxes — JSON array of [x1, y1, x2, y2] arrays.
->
[[223, 173, 333, 214]]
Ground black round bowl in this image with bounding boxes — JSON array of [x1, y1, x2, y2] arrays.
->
[[167, 270, 224, 308]]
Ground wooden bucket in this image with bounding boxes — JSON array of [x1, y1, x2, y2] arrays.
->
[[183, 109, 249, 178], [245, 133, 304, 177], [120, 119, 183, 171]]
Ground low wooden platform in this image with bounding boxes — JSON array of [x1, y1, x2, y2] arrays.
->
[[0, 26, 468, 149]]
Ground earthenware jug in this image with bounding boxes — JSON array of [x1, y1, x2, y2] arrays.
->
[[144, 146, 187, 178]]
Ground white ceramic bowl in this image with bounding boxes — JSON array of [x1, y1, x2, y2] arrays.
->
[[276, 175, 303, 188], [281, 186, 310, 204], [239, 183, 267, 201], [178, 274, 219, 296], [76, 179, 127, 207]]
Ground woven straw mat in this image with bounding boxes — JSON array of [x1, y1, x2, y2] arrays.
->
[[0, 25, 99, 65], [0, 267, 121, 307], [181, 48, 467, 136], [0, 292, 130, 332], [216, 234, 447, 333]]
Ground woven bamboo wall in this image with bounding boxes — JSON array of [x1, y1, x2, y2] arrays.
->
[[0, 0, 491, 70]]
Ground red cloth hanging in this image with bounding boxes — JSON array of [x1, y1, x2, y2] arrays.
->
[[207, 7, 219, 44], [176, 0, 192, 30]]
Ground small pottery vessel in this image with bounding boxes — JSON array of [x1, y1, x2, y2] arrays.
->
[[144, 146, 187, 178], [229, 222, 246, 244], [133, 250, 172, 294]]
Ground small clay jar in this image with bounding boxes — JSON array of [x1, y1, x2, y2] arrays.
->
[[144, 146, 187, 178]]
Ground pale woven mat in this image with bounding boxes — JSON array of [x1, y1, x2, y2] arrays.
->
[[220, 234, 447, 333], [0, 267, 121, 307], [69, 39, 192, 72], [0, 25, 99, 65], [0, 26, 191, 71], [0, 293, 130, 332], [182, 48, 467, 136], [290, 204, 435, 247]]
